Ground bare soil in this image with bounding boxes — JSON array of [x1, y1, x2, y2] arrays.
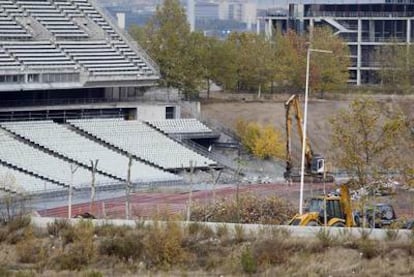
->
[[200, 92, 414, 162]]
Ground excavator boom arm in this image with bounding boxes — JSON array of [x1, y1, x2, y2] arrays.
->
[[285, 95, 314, 174]]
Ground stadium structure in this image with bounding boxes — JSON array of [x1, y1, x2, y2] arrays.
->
[[0, 0, 226, 212], [262, 0, 414, 85]]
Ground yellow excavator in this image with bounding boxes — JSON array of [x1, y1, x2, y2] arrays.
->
[[288, 183, 355, 227], [283, 94, 335, 183]]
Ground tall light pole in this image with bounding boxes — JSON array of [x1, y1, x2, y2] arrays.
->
[[299, 47, 333, 215]]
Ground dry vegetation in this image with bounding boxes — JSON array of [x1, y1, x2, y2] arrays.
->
[[190, 193, 296, 224], [1, 200, 414, 276]]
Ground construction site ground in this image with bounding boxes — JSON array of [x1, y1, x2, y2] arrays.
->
[[39, 92, 414, 223]]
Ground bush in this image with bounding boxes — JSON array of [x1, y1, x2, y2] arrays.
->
[[190, 193, 296, 225], [385, 228, 400, 241], [143, 221, 187, 269], [83, 271, 103, 277], [53, 250, 89, 271], [235, 119, 284, 160], [316, 229, 336, 248], [186, 222, 215, 241], [216, 224, 229, 239], [356, 239, 379, 259], [53, 220, 96, 270], [240, 247, 257, 274], [234, 224, 245, 243], [94, 224, 132, 238], [16, 238, 45, 263], [99, 231, 144, 262], [251, 232, 299, 266], [47, 219, 71, 237], [6, 216, 31, 233]]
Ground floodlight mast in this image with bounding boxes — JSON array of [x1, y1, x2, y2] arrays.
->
[[299, 47, 333, 215]]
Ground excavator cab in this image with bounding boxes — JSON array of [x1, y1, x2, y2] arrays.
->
[[284, 94, 334, 182], [311, 155, 325, 175]]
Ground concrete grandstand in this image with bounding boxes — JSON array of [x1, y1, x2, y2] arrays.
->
[[0, 0, 225, 202]]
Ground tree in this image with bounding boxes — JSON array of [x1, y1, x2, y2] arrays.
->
[[211, 38, 239, 92], [307, 27, 350, 97], [132, 0, 203, 98], [273, 29, 307, 91], [272, 27, 350, 96], [228, 32, 276, 96], [329, 97, 408, 190], [376, 41, 414, 94]]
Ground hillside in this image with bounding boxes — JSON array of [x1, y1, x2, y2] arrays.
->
[[200, 92, 414, 172]]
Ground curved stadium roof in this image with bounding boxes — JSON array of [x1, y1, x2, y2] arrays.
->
[[0, 0, 159, 91]]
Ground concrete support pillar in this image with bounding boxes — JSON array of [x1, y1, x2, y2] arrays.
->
[[407, 19, 411, 44], [357, 19, 362, 86], [264, 18, 272, 39], [309, 18, 314, 42], [369, 20, 375, 42]]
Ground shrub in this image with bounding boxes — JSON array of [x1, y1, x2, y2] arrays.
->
[[316, 229, 336, 248], [0, 227, 7, 243], [6, 216, 31, 233], [385, 228, 399, 241], [94, 223, 131, 238], [190, 193, 296, 225], [53, 220, 96, 270], [240, 247, 257, 274], [253, 240, 288, 266], [83, 270, 103, 277], [14, 271, 36, 277], [61, 225, 76, 246], [143, 221, 187, 269], [47, 219, 71, 237], [0, 266, 12, 277], [53, 250, 89, 271], [16, 238, 45, 263], [186, 222, 215, 241], [356, 239, 379, 259], [99, 231, 144, 262], [234, 224, 245, 243], [235, 119, 284, 160], [216, 224, 229, 239]]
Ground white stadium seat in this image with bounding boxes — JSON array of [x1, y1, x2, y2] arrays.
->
[[0, 120, 181, 184], [69, 118, 217, 170]]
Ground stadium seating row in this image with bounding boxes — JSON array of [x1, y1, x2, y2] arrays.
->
[[69, 119, 217, 170], [0, 128, 115, 191], [0, 120, 181, 183], [0, 40, 153, 75], [0, 0, 157, 77], [0, 118, 216, 195], [146, 119, 213, 134], [0, 163, 63, 194]]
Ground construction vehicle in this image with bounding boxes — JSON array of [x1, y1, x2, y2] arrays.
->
[[284, 94, 334, 183], [288, 183, 355, 227]]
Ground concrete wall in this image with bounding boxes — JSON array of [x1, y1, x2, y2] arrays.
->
[[136, 104, 180, 121], [30, 217, 412, 241]]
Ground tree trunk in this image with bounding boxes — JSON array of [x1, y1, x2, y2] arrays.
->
[[206, 78, 210, 99]]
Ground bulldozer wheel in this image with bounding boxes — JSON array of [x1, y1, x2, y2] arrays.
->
[[332, 222, 345, 227], [307, 221, 319, 226]]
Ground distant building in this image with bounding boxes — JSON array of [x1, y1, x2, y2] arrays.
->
[[262, 0, 414, 85], [195, 1, 220, 20], [219, 0, 257, 25]]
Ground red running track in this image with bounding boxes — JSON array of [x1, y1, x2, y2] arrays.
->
[[38, 182, 335, 219]]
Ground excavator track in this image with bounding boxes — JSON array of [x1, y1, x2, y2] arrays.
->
[[284, 173, 335, 183]]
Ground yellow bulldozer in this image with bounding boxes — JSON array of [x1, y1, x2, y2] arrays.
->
[[288, 183, 355, 227]]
